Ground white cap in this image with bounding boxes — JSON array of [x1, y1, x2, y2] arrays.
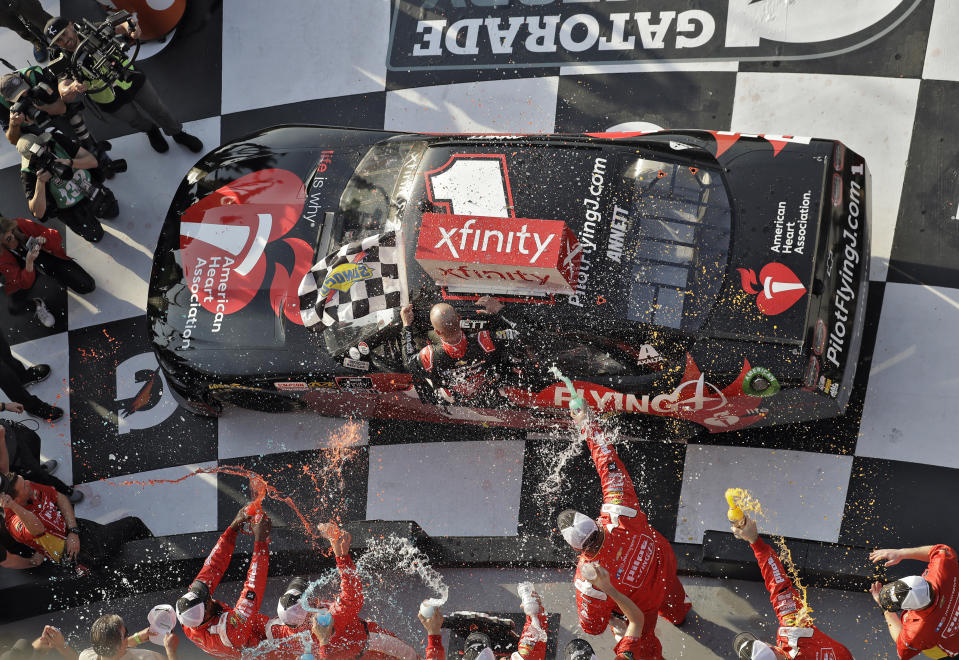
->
[[560, 512, 598, 550], [148, 604, 177, 644], [176, 593, 206, 628], [896, 575, 933, 610]]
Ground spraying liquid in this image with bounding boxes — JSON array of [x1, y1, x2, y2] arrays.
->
[[721, 488, 813, 625], [549, 366, 586, 412], [517, 582, 547, 642]]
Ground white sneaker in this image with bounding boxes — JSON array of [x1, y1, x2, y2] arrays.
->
[[33, 299, 55, 327]]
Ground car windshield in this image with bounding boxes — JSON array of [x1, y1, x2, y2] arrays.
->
[[618, 155, 732, 331], [313, 139, 427, 357]]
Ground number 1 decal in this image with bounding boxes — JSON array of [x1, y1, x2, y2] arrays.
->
[[425, 154, 515, 219]]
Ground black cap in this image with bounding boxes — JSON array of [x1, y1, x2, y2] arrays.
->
[[44, 17, 70, 44], [0, 74, 29, 104], [462, 632, 492, 660]]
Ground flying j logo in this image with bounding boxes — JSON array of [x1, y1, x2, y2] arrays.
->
[[737, 262, 807, 315], [178, 169, 314, 344]]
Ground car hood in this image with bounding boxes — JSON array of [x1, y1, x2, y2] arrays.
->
[[147, 125, 395, 377]]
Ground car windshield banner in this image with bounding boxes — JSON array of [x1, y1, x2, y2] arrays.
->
[[388, 0, 922, 71]]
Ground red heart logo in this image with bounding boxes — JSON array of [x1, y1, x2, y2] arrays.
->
[[737, 262, 806, 315], [179, 169, 312, 324]]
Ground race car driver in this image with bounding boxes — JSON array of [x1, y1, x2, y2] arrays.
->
[[730, 515, 853, 660], [870, 544, 959, 658], [263, 527, 419, 660], [400, 296, 533, 407], [556, 407, 690, 659], [175, 506, 271, 658]]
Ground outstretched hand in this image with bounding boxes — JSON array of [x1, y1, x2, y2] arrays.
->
[[476, 295, 503, 315], [418, 608, 444, 635], [230, 507, 251, 531], [870, 548, 904, 567], [401, 304, 415, 327]]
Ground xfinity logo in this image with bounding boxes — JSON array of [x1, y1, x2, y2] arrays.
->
[[433, 218, 555, 262], [389, 0, 922, 70]]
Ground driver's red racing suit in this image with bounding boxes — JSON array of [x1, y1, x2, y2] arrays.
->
[[573, 421, 690, 660], [513, 607, 549, 660], [402, 313, 526, 407], [750, 538, 854, 659], [265, 554, 419, 660], [182, 526, 270, 658]]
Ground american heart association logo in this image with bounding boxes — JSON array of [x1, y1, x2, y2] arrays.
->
[[737, 262, 807, 316], [179, 169, 314, 325]]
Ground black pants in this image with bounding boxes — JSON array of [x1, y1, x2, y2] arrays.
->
[[0, 0, 51, 48], [8, 252, 96, 316], [77, 516, 153, 570], [51, 197, 114, 244], [1, 420, 72, 496], [0, 329, 44, 412]]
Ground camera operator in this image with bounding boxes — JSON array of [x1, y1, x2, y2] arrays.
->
[[0, 0, 52, 63], [0, 215, 95, 328], [45, 15, 203, 154], [15, 128, 118, 243], [1, 70, 127, 181]]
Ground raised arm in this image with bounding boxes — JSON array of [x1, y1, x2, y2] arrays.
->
[[194, 508, 247, 592], [575, 413, 642, 515], [870, 546, 938, 567], [732, 517, 806, 626], [418, 607, 445, 660], [229, 514, 271, 647], [328, 530, 363, 620]]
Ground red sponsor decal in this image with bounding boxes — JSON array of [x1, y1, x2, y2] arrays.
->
[[504, 354, 764, 432], [737, 262, 807, 315], [179, 169, 313, 326], [415, 213, 581, 294]]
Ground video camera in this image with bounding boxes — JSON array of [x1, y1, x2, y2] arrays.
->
[[25, 140, 116, 218], [47, 11, 140, 93]]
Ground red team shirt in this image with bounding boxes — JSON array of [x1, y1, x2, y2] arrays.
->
[[896, 545, 959, 659], [572, 421, 686, 659], [514, 608, 548, 660], [750, 538, 853, 660], [181, 526, 270, 658], [265, 555, 413, 660], [4, 481, 67, 556]]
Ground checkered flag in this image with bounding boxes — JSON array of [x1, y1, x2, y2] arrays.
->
[[298, 231, 402, 327]]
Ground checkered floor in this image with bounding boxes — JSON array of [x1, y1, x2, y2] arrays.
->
[[1, 0, 958, 656]]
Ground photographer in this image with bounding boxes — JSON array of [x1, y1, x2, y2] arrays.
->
[[45, 15, 202, 154], [15, 129, 118, 243], [0, 215, 95, 322], [1, 70, 126, 181]]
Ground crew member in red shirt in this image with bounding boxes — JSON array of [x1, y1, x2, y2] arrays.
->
[[264, 527, 419, 660], [0, 471, 151, 572], [870, 544, 959, 659], [556, 408, 690, 659], [731, 515, 854, 660], [175, 507, 271, 658]]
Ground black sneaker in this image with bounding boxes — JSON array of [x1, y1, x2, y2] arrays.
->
[[172, 131, 203, 153], [23, 364, 51, 386], [68, 488, 84, 504], [27, 402, 64, 422], [33, 45, 48, 63], [41, 459, 58, 474], [147, 126, 169, 153]]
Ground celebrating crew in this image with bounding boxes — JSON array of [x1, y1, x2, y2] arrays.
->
[[264, 527, 419, 660], [556, 408, 690, 659], [730, 515, 853, 660], [870, 544, 959, 658], [401, 296, 532, 407], [175, 506, 271, 658]]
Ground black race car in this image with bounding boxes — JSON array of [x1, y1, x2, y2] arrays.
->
[[147, 126, 869, 434]]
